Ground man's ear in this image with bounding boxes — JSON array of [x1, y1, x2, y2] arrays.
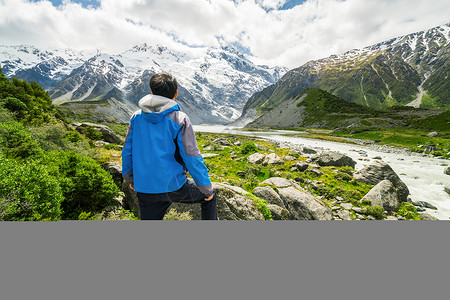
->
[[173, 90, 178, 100]]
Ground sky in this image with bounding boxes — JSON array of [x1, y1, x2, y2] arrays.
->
[[0, 0, 449, 68]]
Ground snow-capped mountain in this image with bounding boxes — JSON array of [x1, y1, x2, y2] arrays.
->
[[0, 44, 286, 124], [242, 23, 450, 118]]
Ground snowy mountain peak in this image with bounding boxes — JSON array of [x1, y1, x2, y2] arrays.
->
[[1, 43, 286, 124]]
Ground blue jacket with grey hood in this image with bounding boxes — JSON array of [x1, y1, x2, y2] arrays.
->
[[121, 94, 213, 196]]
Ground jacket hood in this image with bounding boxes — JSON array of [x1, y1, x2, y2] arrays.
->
[[138, 94, 180, 124]]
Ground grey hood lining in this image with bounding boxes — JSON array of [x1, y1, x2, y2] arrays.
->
[[138, 94, 178, 113]]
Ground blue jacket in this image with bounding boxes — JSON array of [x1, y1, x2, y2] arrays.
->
[[122, 94, 213, 196]]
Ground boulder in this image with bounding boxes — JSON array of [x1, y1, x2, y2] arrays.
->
[[261, 177, 299, 189], [253, 186, 285, 208], [73, 122, 123, 144], [169, 182, 264, 220], [291, 161, 309, 172], [334, 209, 352, 220], [283, 155, 297, 161], [121, 181, 140, 219], [213, 138, 231, 146], [310, 151, 356, 168], [266, 204, 290, 220], [263, 153, 284, 165], [302, 147, 317, 154], [423, 144, 436, 153], [247, 153, 265, 164], [444, 167, 450, 176], [445, 186, 450, 195], [413, 201, 438, 210], [102, 162, 123, 186], [427, 132, 439, 137], [278, 186, 332, 220], [360, 180, 400, 212], [354, 161, 409, 202], [420, 213, 439, 220]]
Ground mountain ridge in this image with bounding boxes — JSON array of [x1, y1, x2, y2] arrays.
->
[[0, 44, 287, 124], [242, 23, 450, 121]]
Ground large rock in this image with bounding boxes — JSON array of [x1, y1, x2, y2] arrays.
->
[[354, 161, 409, 202], [122, 181, 140, 219], [310, 151, 356, 168], [261, 177, 300, 189], [291, 161, 309, 172], [444, 167, 450, 176], [169, 182, 264, 220], [263, 153, 284, 165], [247, 153, 265, 164], [278, 186, 332, 220], [102, 162, 123, 186], [73, 122, 123, 144], [267, 204, 290, 220], [360, 180, 400, 212], [253, 186, 285, 208]]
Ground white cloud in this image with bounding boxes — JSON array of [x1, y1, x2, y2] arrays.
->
[[0, 0, 449, 68]]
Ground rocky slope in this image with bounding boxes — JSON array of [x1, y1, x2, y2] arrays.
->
[[0, 44, 286, 124], [242, 23, 450, 121]]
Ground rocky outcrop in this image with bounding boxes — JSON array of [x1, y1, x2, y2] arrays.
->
[[354, 161, 409, 203], [169, 183, 264, 220], [360, 180, 400, 212], [310, 151, 356, 168], [247, 153, 265, 164], [73, 122, 123, 144], [291, 161, 309, 172], [267, 204, 290, 220], [263, 153, 284, 165], [260, 177, 332, 220], [253, 186, 285, 208], [102, 162, 123, 186]]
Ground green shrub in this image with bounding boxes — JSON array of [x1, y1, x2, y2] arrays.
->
[[66, 131, 83, 143], [0, 122, 43, 159], [241, 142, 258, 155], [0, 158, 63, 221], [3, 96, 27, 116], [79, 126, 103, 141], [104, 144, 121, 151], [363, 206, 385, 220], [29, 123, 69, 152], [397, 202, 422, 220], [335, 171, 353, 182], [244, 193, 273, 220], [43, 151, 120, 219]]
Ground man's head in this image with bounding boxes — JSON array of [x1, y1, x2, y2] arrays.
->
[[150, 72, 178, 99]]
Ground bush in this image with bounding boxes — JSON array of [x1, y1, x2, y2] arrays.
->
[[363, 206, 385, 220], [79, 126, 103, 141], [43, 151, 120, 219], [244, 193, 273, 220], [241, 142, 258, 155], [0, 158, 63, 221], [104, 144, 121, 151], [0, 122, 43, 159], [397, 202, 422, 220]]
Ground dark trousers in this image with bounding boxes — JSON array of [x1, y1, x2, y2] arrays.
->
[[136, 180, 218, 220]]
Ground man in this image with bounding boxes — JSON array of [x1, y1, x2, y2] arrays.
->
[[122, 72, 217, 220]]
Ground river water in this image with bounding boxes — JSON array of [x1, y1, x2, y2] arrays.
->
[[194, 125, 450, 220]]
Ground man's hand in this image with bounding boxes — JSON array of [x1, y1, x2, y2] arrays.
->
[[204, 194, 214, 201], [129, 183, 135, 191]]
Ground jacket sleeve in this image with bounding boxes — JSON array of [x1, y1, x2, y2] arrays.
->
[[175, 115, 213, 197], [121, 122, 134, 184]]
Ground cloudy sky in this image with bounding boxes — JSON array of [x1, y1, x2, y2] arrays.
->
[[0, 0, 449, 68]]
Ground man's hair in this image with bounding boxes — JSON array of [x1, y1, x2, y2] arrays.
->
[[150, 72, 178, 99]]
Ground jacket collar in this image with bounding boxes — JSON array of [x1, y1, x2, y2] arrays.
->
[[138, 94, 178, 114]]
